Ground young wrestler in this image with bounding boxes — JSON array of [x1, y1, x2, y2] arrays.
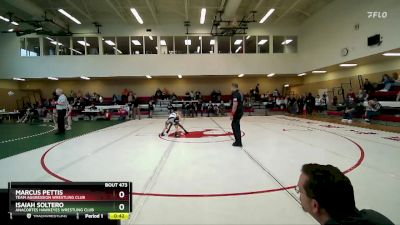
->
[[160, 108, 189, 137]]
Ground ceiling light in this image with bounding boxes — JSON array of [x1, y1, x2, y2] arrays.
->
[[131, 40, 141, 46], [13, 78, 25, 81], [210, 39, 215, 45], [130, 8, 143, 24], [281, 39, 293, 45], [146, 75, 152, 79], [0, 16, 9, 22], [48, 77, 59, 80], [259, 8, 275, 23], [149, 36, 153, 40], [234, 39, 242, 45], [238, 74, 244, 77], [105, 40, 115, 46], [185, 39, 191, 45], [160, 40, 167, 46], [11, 21, 19, 25], [199, 36, 202, 40], [70, 48, 82, 54], [80, 76, 90, 80], [51, 41, 63, 46], [58, 9, 81, 24], [200, 8, 206, 24], [113, 47, 122, 54], [284, 84, 290, 87], [178, 75, 183, 79], [339, 63, 357, 67], [298, 73, 306, 76], [312, 70, 327, 73], [235, 46, 242, 53], [46, 37, 54, 41], [197, 46, 200, 53], [383, 52, 400, 56], [8, 29, 13, 32], [77, 40, 90, 46], [258, 39, 268, 45], [267, 73, 275, 77], [246, 36, 251, 40]]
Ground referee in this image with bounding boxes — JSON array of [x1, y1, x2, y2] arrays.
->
[[230, 83, 243, 147], [55, 88, 67, 134]]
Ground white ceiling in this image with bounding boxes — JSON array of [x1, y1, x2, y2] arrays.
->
[[0, 0, 334, 27]]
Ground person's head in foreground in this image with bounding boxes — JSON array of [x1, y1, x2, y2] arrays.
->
[[297, 163, 394, 225]]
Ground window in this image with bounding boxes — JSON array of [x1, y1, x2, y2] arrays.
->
[[103, 37, 116, 55], [283, 36, 297, 53], [144, 36, 157, 54], [218, 36, 230, 53], [72, 37, 85, 55], [20, 38, 26, 56], [244, 35, 256, 53], [131, 36, 144, 55], [43, 37, 57, 55], [160, 36, 173, 54], [86, 37, 99, 55], [231, 36, 243, 54], [116, 37, 129, 55], [201, 36, 215, 54], [26, 38, 40, 56], [257, 36, 270, 53], [175, 36, 187, 54], [188, 36, 201, 54], [273, 36, 285, 53], [57, 37, 71, 55]]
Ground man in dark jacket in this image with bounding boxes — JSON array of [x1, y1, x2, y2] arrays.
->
[[297, 163, 393, 225]]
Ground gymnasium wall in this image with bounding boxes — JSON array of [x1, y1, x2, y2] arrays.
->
[[0, 80, 24, 110], [13, 75, 302, 100], [290, 57, 400, 95], [299, 0, 400, 72]]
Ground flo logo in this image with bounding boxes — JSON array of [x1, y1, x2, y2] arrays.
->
[[367, 11, 388, 19], [160, 128, 245, 143]]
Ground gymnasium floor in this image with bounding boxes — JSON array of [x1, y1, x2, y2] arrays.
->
[[0, 115, 399, 224]]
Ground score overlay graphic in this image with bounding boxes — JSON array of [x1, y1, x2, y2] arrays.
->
[[8, 182, 132, 220]]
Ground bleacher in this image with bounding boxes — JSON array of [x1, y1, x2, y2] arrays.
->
[[326, 78, 400, 124]]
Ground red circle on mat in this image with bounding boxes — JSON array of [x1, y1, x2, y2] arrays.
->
[[159, 128, 245, 143], [40, 126, 365, 197]]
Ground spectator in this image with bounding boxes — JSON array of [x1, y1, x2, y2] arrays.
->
[[255, 84, 260, 101], [133, 95, 140, 120], [207, 101, 215, 117], [305, 93, 315, 115], [365, 99, 381, 123], [273, 88, 280, 97], [171, 92, 178, 102], [297, 163, 394, 225], [112, 94, 118, 105], [363, 79, 374, 94], [315, 95, 323, 113], [218, 100, 226, 116], [54, 88, 68, 134], [155, 88, 162, 99], [65, 100, 73, 131], [118, 106, 127, 121], [104, 109, 112, 120], [148, 100, 154, 118], [195, 90, 202, 100], [379, 74, 395, 92], [342, 94, 356, 124], [356, 90, 368, 103], [346, 89, 356, 100], [297, 95, 305, 115], [189, 90, 195, 100], [127, 92, 134, 118]]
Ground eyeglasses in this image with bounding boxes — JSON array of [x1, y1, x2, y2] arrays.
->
[[295, 186, 300, 194]]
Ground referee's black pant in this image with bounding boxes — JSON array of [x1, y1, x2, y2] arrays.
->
[[57, 109, 66, 133], [231, 112, 243, 144]]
